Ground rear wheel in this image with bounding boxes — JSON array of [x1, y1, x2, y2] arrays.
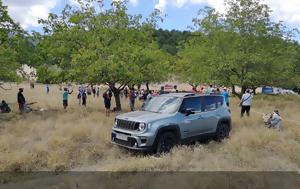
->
[[214, 122, 230, 142], [156, 132, 178, 154]]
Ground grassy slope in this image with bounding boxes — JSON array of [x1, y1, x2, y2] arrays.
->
[[0, 83, 299, 171]]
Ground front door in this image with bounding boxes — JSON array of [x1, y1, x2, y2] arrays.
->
[[179, 97, 204, 138]]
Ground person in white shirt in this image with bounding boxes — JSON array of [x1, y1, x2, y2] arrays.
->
[[269, 110, 282, 130], [240, 89, 253, 117], [206, 84, 213, 94]]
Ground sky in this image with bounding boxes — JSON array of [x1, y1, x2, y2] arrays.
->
[[2, 0, 300, 39]]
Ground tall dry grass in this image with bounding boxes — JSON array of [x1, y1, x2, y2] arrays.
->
[[0, 83, 299, 171]]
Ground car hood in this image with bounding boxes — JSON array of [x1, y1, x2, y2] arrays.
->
[[116, 111, 173, 123]]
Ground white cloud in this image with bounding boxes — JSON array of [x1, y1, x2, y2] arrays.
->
[[130, 0, 139, 6], [264, 0, 300, 26], [155, 0, 168, 10], [3, 0, 300, 29], [2, 0, 57, 29], [155, 0, 224, 12], [154, 0, 300, 28]]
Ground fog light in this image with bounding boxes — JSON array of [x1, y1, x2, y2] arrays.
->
[[141, 138, 147, 144]]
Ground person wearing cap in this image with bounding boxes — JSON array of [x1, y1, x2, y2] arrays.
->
[[269, 110, 282, 130], [17, 88, 26, 113], [222, 87, 230, 107]]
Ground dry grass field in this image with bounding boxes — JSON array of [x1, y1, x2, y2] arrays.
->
[[0, 83, 299, 172]]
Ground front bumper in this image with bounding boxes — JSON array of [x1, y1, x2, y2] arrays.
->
[[111, 130, 154, 151]]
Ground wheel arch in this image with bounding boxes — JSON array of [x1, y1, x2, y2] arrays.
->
[[217, 118, 232, 131], [152, 125, 181, 148]]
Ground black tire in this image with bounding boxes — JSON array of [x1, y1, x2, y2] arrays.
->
[[156, 132, 178, 154], [214, 122, 230, 142]]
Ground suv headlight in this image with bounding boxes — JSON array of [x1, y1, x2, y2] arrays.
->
[[138, 123, 146, 131], [114, 119, 118, 127]]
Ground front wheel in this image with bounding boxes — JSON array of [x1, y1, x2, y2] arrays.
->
[[214, 123, 230, 142], [156, 132, 178, 154]]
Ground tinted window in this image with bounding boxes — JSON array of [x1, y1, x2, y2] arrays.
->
[[201, 96, 224, 112], [180, 97, 201, 112]]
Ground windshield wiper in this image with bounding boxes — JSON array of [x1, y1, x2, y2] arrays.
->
[[144, 110, 159, 113]]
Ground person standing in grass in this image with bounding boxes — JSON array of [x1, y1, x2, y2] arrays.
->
[[222, 87, 230, 107], [92, 85, 96, 98], [96, 86, 100, 97], [123, 87, 128, 98], [128, 88, 136, 111], [82, 90, 87, 107], [240, 89, 253, 117], [77, 90, 82, 105], [45, 84, 50, 94], [17, 88, 26, 113], [103, 89, 112, 117], [63, 87, 73, 110]]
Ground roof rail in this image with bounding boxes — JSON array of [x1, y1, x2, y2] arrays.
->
[[184, 93, 196, 97]]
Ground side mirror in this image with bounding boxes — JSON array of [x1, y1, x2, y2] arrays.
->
[[182, 108, 195, 116]]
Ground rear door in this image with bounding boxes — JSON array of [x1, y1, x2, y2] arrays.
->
[[199, 96, 224, 133]]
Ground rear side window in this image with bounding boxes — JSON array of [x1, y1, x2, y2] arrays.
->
[[201, 96, 224, 112], [180, 97, 201, 112]]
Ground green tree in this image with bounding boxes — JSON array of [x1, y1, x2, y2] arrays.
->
[[178, 0, 299, 98], [38, 0, 169, 110], [0, 0, 23, 89], [154, 29, 191, 55]]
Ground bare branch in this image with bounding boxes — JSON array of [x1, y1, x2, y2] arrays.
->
[[0, 83, 12, 91]]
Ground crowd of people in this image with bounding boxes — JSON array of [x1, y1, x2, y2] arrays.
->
[[0, 82, 282, 130]]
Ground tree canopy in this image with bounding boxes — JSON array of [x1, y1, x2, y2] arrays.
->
[[0, 0, 21, 87], [0, 0, 40, 89], [36, 0, 170, 110], [1, 0, 300, 98], [176, 0, 300, 97]]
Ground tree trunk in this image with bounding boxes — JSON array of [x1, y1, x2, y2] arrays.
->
[[251, 87, 257, 95], [110, 86, 122, 111], [231, 85, 242, 99], [146, 82, 150, 92], [114, 91, 121, 111], [241, 85, 247, 95]]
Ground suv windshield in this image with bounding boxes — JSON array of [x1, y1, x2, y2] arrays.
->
[[142, 96, 182, 114]]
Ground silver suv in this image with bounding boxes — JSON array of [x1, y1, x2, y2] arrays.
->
[[111, 93, 231, 153]]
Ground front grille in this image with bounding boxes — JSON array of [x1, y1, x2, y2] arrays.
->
[[112, 133, 137, 147], [116, 119, 139, 130], [114, 138, 136, 147]]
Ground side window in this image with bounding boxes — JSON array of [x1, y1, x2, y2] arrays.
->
[[180, 97, 201, 112], [214, 96, 224, 107], [201, 96, 224, 112]]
